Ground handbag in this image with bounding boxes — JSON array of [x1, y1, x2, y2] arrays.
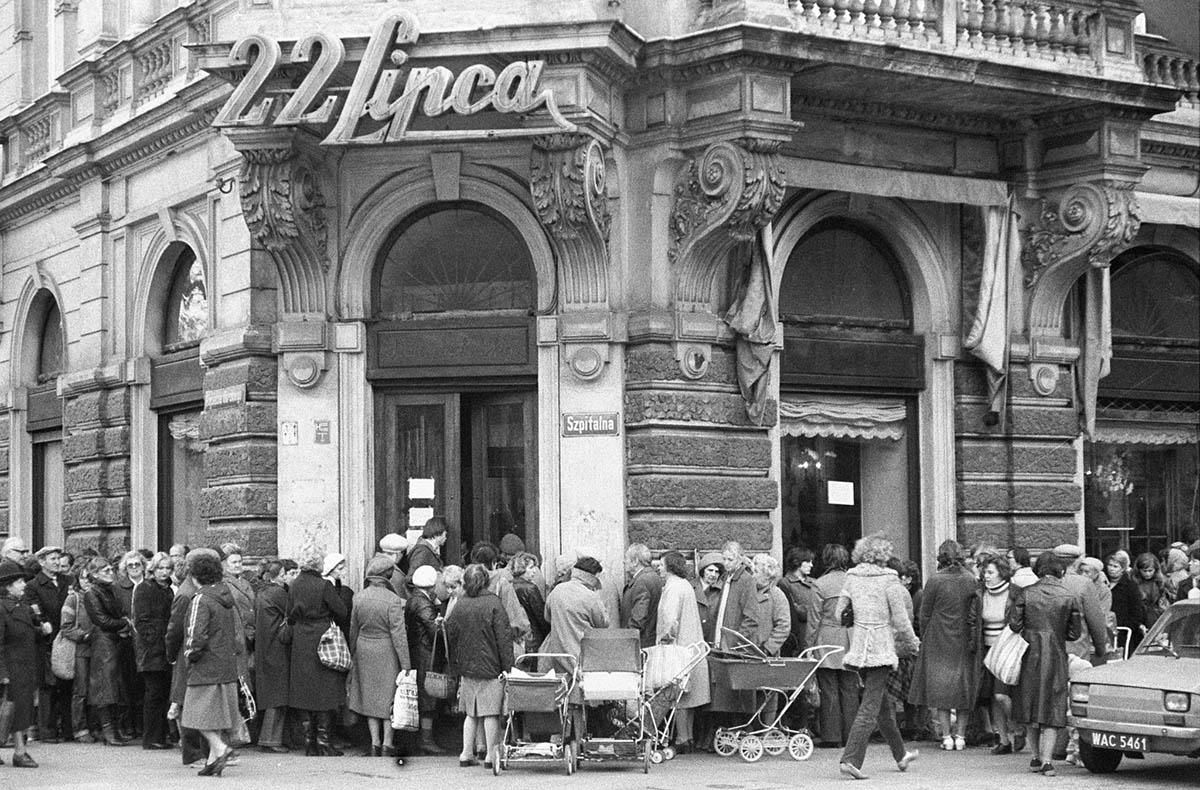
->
[[423, 626, 456, 700], [317, 621, 352, 672], [0, 685, 14, 745], [983, 626, 1029, 686], [51, 630, 77, 680], [391, 670, 420, 732], [839, 597, 854, 628]]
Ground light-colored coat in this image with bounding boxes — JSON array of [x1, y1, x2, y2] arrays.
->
[[834, 564, 919, 670], [806, 569, 850, 670], [348, 583, 411, 719], [754, 585, 791, 657], [655, 573, 710, 708], [539, 577, 609, 672]]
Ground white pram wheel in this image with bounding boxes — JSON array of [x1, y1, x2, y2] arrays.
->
[[650, 750, 665, 764], [662, 746, 676, 761], [714, 728, 739, 757], [788, 732, 814, 761], [762, 729, 787, 755], [739, 735, 765, 762]]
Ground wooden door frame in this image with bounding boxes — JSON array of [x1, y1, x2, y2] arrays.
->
[[468, 392, 539, 557]]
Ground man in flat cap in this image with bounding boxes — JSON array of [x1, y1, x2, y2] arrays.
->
[[29, 545, 71, 742]]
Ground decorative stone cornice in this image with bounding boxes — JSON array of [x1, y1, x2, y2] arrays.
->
[[236, 140, 330, 316], [1023, 180, 1141, 337], [793, 93, 1003, 135], [530, 133, 610, 310], [669, 139, 785, 309]]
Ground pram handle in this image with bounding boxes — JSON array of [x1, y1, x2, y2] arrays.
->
[[798, 644, 846, 666], [514, 652, 579, 674], [720, 626, 769, 659]]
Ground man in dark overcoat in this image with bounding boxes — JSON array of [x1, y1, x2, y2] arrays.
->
[[620, 543, 662, 648], [27, 546, 71, 742]]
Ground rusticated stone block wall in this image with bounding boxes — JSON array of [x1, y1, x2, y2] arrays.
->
[[0, 418, 9, 535], [199, 352, 278, 557], [625, 341, 776, 551], [62, 386, 131, 556], [955, 360, 1080, 552]]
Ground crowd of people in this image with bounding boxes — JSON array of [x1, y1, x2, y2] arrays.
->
[[0, 523, 1197, 779]]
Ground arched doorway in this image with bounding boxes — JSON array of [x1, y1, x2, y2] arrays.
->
[[27, 291, 65, 550], [148, 243, 209, 551], [370, 203, 539, 564], [777, 219, 923, 560], [1085, 247, 1200, 558]]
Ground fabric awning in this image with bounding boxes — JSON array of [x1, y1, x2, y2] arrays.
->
[[1094, 423, 1199, 445], [779, 158, 1009, 206], [780, 395, 907, 441], [1134, 192, 1200, 228]]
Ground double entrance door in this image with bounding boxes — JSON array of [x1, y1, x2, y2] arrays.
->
[[375, 391, 537, 565]]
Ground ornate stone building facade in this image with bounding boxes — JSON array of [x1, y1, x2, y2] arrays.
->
[[0, 0, 1196, 583]]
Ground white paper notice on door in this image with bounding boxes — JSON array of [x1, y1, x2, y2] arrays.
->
[[408, 507, 435, 527], [827, 481, 855, 506], [408, 478, 435, 500]]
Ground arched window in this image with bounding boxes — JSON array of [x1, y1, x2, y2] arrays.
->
[[779, 221, 910, 328], [163, 247, 208, 349], [36, 300, 63, 383], [374, 204, 535, 317], [1110, 251, 1199, 341]]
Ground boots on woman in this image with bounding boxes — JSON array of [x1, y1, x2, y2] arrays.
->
[[314, 712, 343, 757], [303, 715, 318, 757]]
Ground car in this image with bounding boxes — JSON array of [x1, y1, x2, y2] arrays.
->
[[1068, 599, 1200, 773]]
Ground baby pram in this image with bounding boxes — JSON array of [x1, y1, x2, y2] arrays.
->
[[495, 653, 578, 775], [575, 628, 653, 773], [710, 629, 844, 762], [635, 641, 710, 763]]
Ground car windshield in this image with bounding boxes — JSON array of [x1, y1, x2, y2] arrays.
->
[[1136, 605, 1200, 659]]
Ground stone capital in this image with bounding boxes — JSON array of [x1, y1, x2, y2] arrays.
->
[[669, 139, 786, 310]]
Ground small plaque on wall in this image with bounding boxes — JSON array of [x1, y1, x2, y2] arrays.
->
[[561, 412, 620, 437]]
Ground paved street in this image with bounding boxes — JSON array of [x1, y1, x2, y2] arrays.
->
[[3, 742, 1192, 790]]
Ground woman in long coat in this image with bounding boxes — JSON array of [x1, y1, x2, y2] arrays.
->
[[404, 564, 443, 755], [655, 551, 709, 752], [0, 560, 40, 767], [287, 551, 349, 756], [83, 556, 130, 746], [60, 565, 96, 743], [253, 560, 294, 752], [181, 552, 241, 777], [908, 540, 981, 751], [133, 553, 174, 749], [1009, 552, 1080, 776], [349, 556, 411, 762], [694, 551, 758, 715]]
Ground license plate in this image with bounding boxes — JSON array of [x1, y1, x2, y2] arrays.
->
[[1089, 731, 1148, 752]]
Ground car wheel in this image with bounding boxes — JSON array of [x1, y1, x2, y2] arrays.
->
[[1078, 741, 1122, 774]]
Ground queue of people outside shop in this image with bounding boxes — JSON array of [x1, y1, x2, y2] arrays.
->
[[0, 525, 1198, 778]]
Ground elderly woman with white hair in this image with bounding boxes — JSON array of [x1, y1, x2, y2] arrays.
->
[[834, 534, 920, 780], [751, 555, 790, 657]]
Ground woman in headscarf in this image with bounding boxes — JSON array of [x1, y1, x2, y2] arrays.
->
[[655, 550, 709, 753], [907, 540, 981, 751], [349, 555, 411, 764]]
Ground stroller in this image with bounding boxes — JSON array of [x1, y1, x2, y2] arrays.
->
[[636, 641, 710, 763], [574, 628, 653, 773], [494, 653, 579, 775], [710, 629, 844, 762]]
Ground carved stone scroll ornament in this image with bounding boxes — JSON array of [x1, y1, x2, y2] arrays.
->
[[1022, 180, 1139, 338], [530, 134, 610, 308], [237, 146, 330, 315], [669, 140, 786, 309]]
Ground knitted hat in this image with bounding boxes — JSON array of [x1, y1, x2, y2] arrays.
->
[[323, 553, 347, 577], [412, 565, 438, 588], [698, 552, 726, 574], [379, 533, 407, 553], [1079, 557, 1104, 575], [573, 556, 602, 576], [1052, 544, 1083, 560], [499, 533, 525, 556], [0, 560, 24, 586]]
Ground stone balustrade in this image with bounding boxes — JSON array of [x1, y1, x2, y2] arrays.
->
[[1138, 34, 1200, 107]]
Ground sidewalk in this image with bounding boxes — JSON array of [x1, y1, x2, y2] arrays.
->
[[1, 742, 1192, 790]]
